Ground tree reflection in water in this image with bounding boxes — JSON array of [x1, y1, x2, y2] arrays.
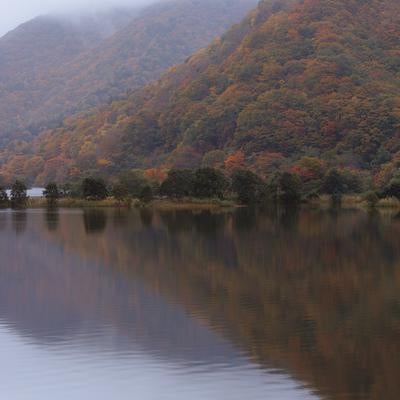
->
[[0, 207, 399, 400], [83, 209, 107, 234]]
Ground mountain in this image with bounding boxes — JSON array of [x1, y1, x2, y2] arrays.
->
[[42, 0, 259, 121], [1, 0, 399, 185], [0, 0, 257, 150], [0, 9, 139, 144]]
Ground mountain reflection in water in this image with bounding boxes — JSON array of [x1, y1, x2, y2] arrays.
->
[[0, 207, 399, 399]]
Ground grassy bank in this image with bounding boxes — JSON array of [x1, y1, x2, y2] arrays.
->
[[11, 194, 400, 211], [26, 197, 237, 210], [308, 195, 400, 209], [28, 198, 121, 208], [149, 198, 236, 210]]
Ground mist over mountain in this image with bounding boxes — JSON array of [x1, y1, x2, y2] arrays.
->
[[0, 8, 138, 79], [0, 0, 155, 37], [0, 0, 257, 152], [0, 7, 139, 145]]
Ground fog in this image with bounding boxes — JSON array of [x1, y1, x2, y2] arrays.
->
[[0, 0, 156, 37]]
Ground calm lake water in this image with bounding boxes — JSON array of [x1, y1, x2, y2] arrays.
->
[[0, 207, 399, 399]]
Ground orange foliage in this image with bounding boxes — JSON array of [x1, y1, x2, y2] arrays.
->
[[145, 168, 167, 184], [224, 151, 245, 173]]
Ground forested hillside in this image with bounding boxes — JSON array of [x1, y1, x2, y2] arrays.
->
[[0, 0, 257, 149], [0, 9, 138, 145], [1, 0, 399, 185]]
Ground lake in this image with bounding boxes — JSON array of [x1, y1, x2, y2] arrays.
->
[[0, 206, 399, 399]]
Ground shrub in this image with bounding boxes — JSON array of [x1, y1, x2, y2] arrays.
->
[[382, 178, 400, 200], [193, 168, 229, 199], [81, 177, 109, 200], [0, 186, 8, 206], [111, 183, 130, 204], [231, 169, 266, 204], [160, 169, 195, 198], [10, 180, 28, 208], [363, 191, 379, 208], [139, 186, 154, 204], [118, 170, 150, 198], [321, 169, 345, 196], [43, 182, 60, 205]]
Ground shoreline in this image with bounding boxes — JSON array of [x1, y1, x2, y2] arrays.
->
[[2, 194, 400, 211], [307, 195, 400, 210], [7, 197, 239, 210]]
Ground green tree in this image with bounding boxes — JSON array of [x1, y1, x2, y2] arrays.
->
[[194, 168, 229, 199], [139, 186, 154, 204], [118, 170, 150, 198], [340, 168, 365, 193], [112, 183, 130, 205], [10, 180, 28, 208], [60, 183, 81, 198], [231, 169, 266, 204], [43, 182, 60, 205], [81, 177, 109, 200], [0, 186, 8, 206], [321, 169, 346, 202], [59, 183, 71, 197], [160, 169, 195, 198], [363, 191, 379, 208], [382, 177, 400, 200], [269, 172, 302, 203]]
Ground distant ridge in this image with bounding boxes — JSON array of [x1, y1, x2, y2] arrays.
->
[[0, 0, 257, 149], [0, 8, 139, 144]]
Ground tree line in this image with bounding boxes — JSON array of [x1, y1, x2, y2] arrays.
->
[[2, 166, 400, 208]]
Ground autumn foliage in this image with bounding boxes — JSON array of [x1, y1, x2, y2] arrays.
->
[[0, 0, 399, 185]]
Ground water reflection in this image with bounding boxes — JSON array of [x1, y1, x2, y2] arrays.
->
[[12, 210, 27, 234], [0, 207, 399, 399], [83, 209, 107, 234], [139, 208, 154, 227], [44, 207, 59, 232]]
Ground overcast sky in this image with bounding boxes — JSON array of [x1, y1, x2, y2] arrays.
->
[[0, 0, 153, 36]]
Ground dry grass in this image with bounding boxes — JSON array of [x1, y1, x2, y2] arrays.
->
[[376, 197, 400, 208], [15, 194, 400, 211], [150, 198, 236, 210], [309, 194, 400, 209], [28, 197, 132, 208], [25, 197, 235, 210]]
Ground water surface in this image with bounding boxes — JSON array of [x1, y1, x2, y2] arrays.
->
[[0, 207, 399, 399]]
